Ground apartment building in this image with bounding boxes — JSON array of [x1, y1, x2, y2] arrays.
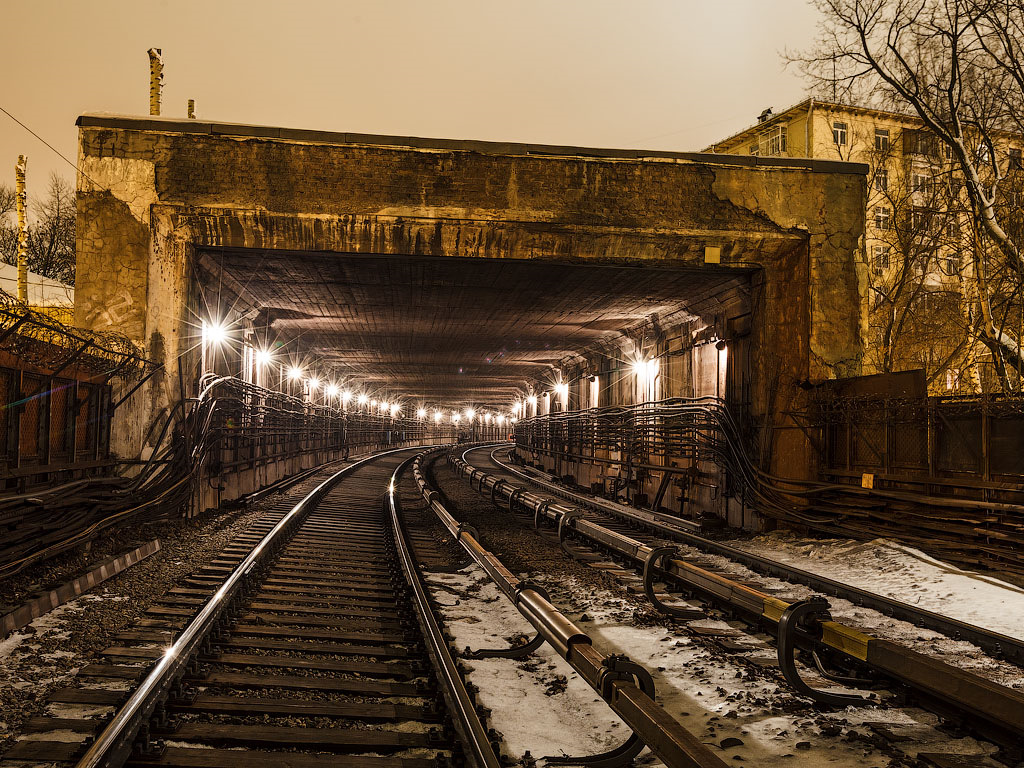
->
[[707, 98, 1023, 392]]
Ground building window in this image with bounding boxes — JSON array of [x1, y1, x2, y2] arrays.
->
[[875, 128, 890, 152], [944, 254, 960, 275], [875, 168, 889, 192], [833, 121, 848, 146], [875, 206, 891, 230], [1010, 148, 1022, 170], [912, 206, 935, 231], [758, 124, 787, 156], [905, 129, 939, 157], [749, 142, 759, 156], [946, 368, 960, 391], [872, 245, 891, 275], [913, 173, 931, 194]]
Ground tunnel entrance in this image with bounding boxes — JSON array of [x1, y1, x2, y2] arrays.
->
[[193, 249, 755, 412], [73, 113, 868, 519]]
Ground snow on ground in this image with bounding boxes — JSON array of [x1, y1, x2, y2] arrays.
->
[[660, 535, 1024, 690], [427, 569, 630, 764], [729, 531, 1024, 640], [426, 565, 996, 767]]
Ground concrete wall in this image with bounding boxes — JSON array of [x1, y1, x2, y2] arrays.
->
[[73, 115, 867, 517]]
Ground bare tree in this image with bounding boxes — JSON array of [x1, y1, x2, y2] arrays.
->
[[863, 130, 980, 387], [0, 173, 76, 286], [793, 0, 1024, 387], [27, 174, 75, 284], [0, 185, 15, 264]]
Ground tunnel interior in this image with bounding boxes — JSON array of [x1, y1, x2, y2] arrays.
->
[[193, 249, 756, 410]]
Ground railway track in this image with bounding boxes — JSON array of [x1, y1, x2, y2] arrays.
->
[[467, 444, 1024, 667], [447, 443, 1024, 764], [1, 447, 501, 768]]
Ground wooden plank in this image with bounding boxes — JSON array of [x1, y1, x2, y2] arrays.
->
[[246, 601, 399, 615], [49, 687, 124, 705], [218, 637, 409, 658], [211, 653, 414, 678], [172, 694, 433, 721], [126, 745, 438, 768], [3, 740, 82, 762], [199, 671, 418, 697], [231, 624, 404, 643], [241, 612, 402, 629], [170, 723, 430, 750], [22, 716, 102, 733], [79, 663, 148, 679]]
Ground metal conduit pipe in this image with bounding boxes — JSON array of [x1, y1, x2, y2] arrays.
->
[[412, 450, 730, 768], [444, 448, 1024, 747]]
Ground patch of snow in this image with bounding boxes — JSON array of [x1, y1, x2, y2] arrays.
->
[[729, 532, 1024, 639], [428, 568, 628, 762]]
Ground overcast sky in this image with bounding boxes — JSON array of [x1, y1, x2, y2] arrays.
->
[[1, 0, 820, 190]]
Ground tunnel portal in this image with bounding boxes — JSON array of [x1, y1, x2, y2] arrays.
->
[[73, 114, 868, 521]]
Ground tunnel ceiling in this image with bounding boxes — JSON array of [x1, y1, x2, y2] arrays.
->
[[196, 249, 753, 407]]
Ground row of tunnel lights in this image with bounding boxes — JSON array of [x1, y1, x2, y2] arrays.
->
[[206, 321, 518, 426], [207, 320, 667, 425]]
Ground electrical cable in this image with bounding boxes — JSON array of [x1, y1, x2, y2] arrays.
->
[[0, 105, 104, 191]]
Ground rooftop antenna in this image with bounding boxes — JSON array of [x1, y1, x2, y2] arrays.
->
[[15, 155, 28, 303], [148, 48, 163, 116]]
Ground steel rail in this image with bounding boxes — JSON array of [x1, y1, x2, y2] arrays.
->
[[411, 451, 731, 768], [447, 447, 1024, 747], [475, 443, 1024, 668], [386, 458, 502, 768], [74, 446, 416, 768]]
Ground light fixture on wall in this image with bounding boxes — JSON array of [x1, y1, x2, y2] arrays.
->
[[204, 320, 229, 347]]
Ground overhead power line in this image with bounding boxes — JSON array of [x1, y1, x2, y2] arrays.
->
[[0, 105, 103, 189]]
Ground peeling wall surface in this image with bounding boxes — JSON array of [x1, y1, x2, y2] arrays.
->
[[74, 114, 867, 492]]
